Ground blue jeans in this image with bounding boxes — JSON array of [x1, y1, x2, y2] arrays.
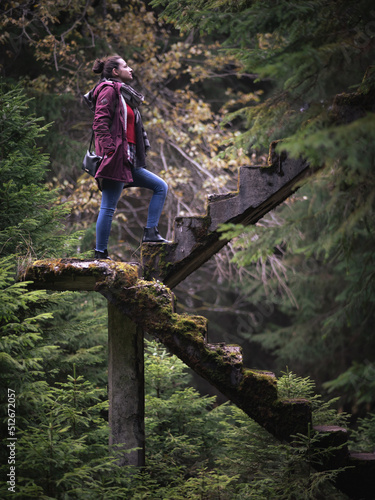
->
[[95, 168, 168, 252]]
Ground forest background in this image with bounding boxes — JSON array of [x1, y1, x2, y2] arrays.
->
[[0, 0, 374, 498]]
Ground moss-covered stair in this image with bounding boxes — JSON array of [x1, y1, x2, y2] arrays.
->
[[24, 259, 375, 499], [24, 259, 310, 441]]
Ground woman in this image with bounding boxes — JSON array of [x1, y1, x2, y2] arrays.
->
[[88, 55, 169, 259]]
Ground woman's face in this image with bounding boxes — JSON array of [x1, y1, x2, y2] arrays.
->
[[112, 58, 133, 83]]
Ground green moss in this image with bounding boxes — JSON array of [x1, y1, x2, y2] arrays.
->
[[25, 258, 311, 443], [26, 259, 139, 290], [242, 368, 277, 384], [238, 369, 278, 413], [172, 313, 207, 336], [140, 242, 176, 281]]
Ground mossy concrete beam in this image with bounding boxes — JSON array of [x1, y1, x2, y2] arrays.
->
[[23, 258, 139, 291], [21, 259, 375, 496], [23, 259, 310, 441]]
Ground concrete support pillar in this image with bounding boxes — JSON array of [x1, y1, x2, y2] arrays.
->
[[107, 302, 145, 467]]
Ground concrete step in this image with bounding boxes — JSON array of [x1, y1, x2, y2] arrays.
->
[[141, 150, 310, 288], [205, 343, 243, 366], [336, 451, 375, 499], [313, 425, 349, 468]]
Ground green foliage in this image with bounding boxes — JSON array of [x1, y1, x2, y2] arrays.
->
[[349, 413, 375, 453], [153, 1, 375, 413], [0, 364, 115, 499], [217, 411, 347, 500], [40, 291, 108, 386], [0, 82, 80, 263], [0, 257, 60, 394], [144, 337, 191, 398], [12, 371, 109, 499], [278, 369, 349, 427], [1, 338, 351, 499], [152, 0, 375, 130], [323, 362, 375, 408]]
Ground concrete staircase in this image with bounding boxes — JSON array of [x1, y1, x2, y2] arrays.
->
[[141, 144, 309, 288], [25, 256, 375, 498], [90, 264, 375, 500], [24, 145, 375, 497], [24, 259, 310, 441]]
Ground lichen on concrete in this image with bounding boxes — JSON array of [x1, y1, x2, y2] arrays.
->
[[140, 242, 176, 281], [22, 258, 311, 442], [24, 258, 139, 291]]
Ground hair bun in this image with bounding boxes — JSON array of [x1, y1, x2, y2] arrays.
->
[[92, 59, 105, 74]]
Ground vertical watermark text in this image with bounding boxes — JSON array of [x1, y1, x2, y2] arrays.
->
[[7, 389, 16, 493]]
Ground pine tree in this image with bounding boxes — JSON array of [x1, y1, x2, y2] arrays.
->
[[151, 0, 375, 412], [1, 333, 352, 499], [0, 82, 79, 263], [0, 82, 108, 496]]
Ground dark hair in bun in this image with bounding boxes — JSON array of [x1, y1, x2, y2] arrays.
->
[[92, 56, 122, 79]]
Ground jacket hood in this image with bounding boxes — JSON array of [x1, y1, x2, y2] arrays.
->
[[83, 84, 99, 112], [83, 79, 120, 112]]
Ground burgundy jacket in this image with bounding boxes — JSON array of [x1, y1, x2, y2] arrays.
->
[[92, 81, 133, 185]]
